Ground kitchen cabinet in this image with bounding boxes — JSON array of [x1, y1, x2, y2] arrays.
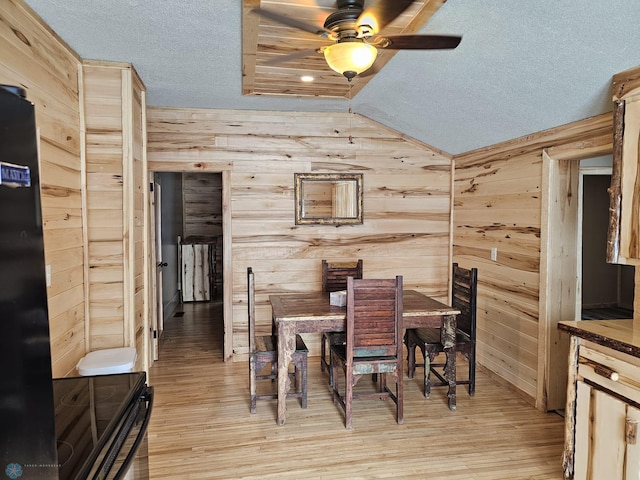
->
[[559, 320, 640, 479], [608, 65, 640, 265]]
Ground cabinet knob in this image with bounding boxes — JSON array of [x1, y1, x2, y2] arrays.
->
[[626, 419, 638, 445]]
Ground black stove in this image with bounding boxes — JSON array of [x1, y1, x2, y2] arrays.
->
[[53, 372, 152, 480]]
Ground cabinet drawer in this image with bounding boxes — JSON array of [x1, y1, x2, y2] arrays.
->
[[578, 340, 640, 404]]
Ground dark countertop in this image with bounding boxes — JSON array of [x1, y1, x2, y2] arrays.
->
[[558, 319, 640, 357]]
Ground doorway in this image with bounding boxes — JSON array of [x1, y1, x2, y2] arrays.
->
[[150, 171, 228, 361], [579, 171, 634, 319], [541, 152, 635, 412]]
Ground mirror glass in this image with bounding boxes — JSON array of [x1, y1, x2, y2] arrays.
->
[[295, 173, 363, 225]]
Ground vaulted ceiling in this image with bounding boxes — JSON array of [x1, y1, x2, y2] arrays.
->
[[23, 0, 640, 155]]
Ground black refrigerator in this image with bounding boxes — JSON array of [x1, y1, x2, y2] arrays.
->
[[0, 85, 153, 479]]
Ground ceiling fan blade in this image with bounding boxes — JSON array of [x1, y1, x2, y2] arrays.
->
[[261, 48, 321, 66], [376, 34, 462, 50], [251, 8, 331, 37], [356, 0, 416, 34]]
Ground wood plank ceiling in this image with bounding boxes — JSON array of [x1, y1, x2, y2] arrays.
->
[[242, 0, 446, 99]]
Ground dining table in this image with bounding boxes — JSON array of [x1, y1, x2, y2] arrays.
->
[[269, 289, 460, 425]]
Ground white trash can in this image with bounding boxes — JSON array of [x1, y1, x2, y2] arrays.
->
[[77, 347, 137, 376]]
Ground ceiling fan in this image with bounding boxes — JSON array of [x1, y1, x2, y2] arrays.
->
[[252, 0, 461, 81]]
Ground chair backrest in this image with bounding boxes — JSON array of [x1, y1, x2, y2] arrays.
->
[[346, 276, 403, 358], [451, 263, 478, 341], [247, 267, 256, 353], [322, 259, 363, 292]]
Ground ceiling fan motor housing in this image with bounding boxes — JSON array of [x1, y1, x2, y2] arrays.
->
[[324, 0, 364, 36]]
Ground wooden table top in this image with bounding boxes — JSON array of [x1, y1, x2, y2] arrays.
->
[[270, 289, 460, 324]]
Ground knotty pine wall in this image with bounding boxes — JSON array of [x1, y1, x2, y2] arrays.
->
[[82, 61, 147, 370], [452, 113, 615, 408], [146, 107, 454, 358], [0, 1, 85, 377]]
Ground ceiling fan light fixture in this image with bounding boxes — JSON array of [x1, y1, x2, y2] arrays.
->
[[323, 41, 377, 79]]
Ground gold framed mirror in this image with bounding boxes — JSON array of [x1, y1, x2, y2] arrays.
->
[[294, 173, 363, 225]]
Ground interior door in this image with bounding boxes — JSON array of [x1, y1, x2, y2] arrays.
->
[[153, 182, 164, 359]]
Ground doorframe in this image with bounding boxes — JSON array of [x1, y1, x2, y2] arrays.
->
[[539, 147, 612, 412], [150, 180, 162, 361], [147, 164, 233, 361]]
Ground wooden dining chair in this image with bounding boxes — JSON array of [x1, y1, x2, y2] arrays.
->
[[247, 267, 309, 413], [405, 263, 478, 397], [330, 276, 403, 429], [320, 259, 363, 381]]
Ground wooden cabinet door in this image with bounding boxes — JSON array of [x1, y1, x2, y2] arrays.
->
[[574, 380, 640, 479], [616, 95, 640, 264], [626, 405, 640, 479]]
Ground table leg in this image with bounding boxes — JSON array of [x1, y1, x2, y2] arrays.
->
[[276, 321, 296, 425], [441, 314, 457, 411]]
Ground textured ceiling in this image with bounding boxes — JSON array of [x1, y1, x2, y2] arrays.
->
[[23, 0, 640, 155]]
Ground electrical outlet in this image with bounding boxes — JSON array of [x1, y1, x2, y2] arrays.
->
[[490, 247, 498, 261], [45, 264, 52, 287]]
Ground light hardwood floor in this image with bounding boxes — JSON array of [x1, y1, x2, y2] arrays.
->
[[147, 301, 565, 479]]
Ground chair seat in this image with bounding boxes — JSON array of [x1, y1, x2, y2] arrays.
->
[[330, 345, 399, 374]]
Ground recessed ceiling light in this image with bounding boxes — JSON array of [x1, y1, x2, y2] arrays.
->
[[300, 75, 314, 82]]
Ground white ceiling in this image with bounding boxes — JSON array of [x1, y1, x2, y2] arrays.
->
[[23, 0, 640, 155]]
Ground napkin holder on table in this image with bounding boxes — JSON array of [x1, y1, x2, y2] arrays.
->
[[330, 290, 347, 307]]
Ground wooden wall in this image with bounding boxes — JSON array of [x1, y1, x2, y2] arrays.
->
[[182, 172, 222, 239], [452, 113, 614, 407], [147, 108, 454, 358], [182, 172, 223, 292], [0, 0, 85, 377], [82, 61, 147, 370]]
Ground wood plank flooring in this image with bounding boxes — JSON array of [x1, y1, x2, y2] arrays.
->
[[147, 301, 565, 479]]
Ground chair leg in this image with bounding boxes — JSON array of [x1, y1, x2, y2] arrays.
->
[[407, 339, 416, 379], [397, 371, 404, 425], [320, 333, 328, 373], [345, 370, 353, 429], [300, 355, 308, 408], [424, 348, 436, 398], [331, 352, 340, 406], [379, 372, 387, 392], [249, 357, 257, 414], [468, 348, 476, 396]]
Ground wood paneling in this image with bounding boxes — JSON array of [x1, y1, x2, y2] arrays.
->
[[453, 113, 614, 408], [82, 61, 147, 371], [147, 107, 453, 359], [182, 172, 222, 238], [0, 0, 84, 377]]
